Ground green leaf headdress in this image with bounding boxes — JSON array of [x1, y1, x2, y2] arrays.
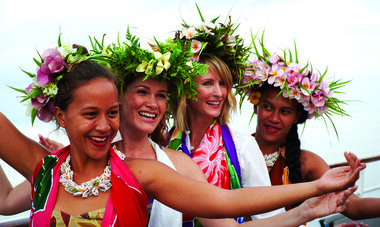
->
[[90, 28, 209, 102], [173, 3, 251, 86]]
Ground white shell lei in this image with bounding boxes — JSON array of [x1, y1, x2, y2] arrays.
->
[[263, 146, 283, 168], [59, 154, 112, 198]]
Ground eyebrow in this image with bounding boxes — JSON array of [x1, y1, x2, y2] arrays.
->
[[135, 84, 168, 93], [263, 100, 295, 110]]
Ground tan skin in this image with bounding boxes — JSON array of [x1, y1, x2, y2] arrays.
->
[[254, 86, 379, 220], [186, 68, 228, 153], [0, 166, 30, 215], [0, 77, 364, 226], [39, 76, 360, 226]]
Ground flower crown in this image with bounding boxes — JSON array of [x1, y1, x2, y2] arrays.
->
[[173, 4, 250, 85], [10, 35, 105, 125], [90, 29, 209, 102], [239, 34, 349, 130]]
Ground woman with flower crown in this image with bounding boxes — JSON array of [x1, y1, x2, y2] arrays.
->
[[99, 30, 366, 227], [238, 34, 380, 223], [165, 9, 290, 226], [0, 33, 366, 226]]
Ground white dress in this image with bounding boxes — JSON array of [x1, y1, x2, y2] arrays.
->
[[231, 128, 285, 219], [147, 139, 183, 227], [113, 133, 182, 227]]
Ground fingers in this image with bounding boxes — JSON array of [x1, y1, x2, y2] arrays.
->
[[344, 152, 357, 169], [38, 134, 48, 147]]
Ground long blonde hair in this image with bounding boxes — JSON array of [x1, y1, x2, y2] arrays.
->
[[172, 55, 236, 131]]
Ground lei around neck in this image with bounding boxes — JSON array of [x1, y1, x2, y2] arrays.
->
[[10, 34, 107, 125], [90, 28, 209, 102], [174, 3, 251, 86], [238, 33, 349, 134]]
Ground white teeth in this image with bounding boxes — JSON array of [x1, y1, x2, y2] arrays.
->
[[90, 136, 107, 142], [139, 112, 156, 118], [208, 101, 220, 105]]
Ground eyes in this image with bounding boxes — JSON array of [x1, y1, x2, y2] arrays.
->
[[83, 108, 119, 119], [202, 80, 225, 86], [262, 103, 292, 115], [136, 88, 168, 100]]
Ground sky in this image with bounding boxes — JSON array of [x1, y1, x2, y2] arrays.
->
[[0, 0, 380, 185]]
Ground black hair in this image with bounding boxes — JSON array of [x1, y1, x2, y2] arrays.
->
[[284, 105, 308, 184], [55, 60, 117, 113]]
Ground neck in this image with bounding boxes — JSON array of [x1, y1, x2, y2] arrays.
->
[[187, 115, 214, 152], [117, 126, 156, 160], [68, 150, 109, 183], [254, 132, 284, 156]]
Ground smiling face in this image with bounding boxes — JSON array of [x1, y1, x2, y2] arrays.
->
[[56, 77, 119, 160], [254, 86, 300, 147], [120, 77, 168, 135], [187, 67, 228, 124]]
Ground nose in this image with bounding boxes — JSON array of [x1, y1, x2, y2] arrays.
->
[[146, 95, 158, 109], [96, 114, 111, 132], [269, 110, 280, 123], [213, 84, 222, 97]]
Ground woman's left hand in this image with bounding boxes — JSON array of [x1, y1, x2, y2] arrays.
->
[[303, 186, 357, 219]]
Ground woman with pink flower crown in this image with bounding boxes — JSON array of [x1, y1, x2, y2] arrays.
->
[[237, 34, 380, 224]]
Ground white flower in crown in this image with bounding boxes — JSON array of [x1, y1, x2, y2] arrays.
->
[[190, 40, 202, 53], [182, 26, 197, 39], [226, 36, 237, 47], [199, 22, 214, 35]]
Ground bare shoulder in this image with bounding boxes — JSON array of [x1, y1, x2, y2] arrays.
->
[[300, 150, 330, 181], [162, 147, 207, 182]]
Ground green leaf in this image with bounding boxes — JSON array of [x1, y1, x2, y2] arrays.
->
[[8, 85, 26, 94], [195, 3, 205, 22], [31, 108, 38, 126], [20, 89, 42, 102]]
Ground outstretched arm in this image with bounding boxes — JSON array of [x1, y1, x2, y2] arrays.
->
[[0, 113, 49, 180], [126, 156, 363, 219], [304, 151, 378, 220], [0, 165, 31, 215], [198, 186, 357, 227]]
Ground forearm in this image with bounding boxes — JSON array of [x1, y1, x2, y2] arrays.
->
[[1, 180, 31, 215], [343, 196, 380, 220], [154, 170, 321, 218]]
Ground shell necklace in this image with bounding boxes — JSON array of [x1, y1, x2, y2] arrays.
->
[[263, 146, 283, 168], [59, 154, 112, 198]]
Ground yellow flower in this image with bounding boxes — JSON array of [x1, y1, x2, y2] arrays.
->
[[136, 60, 149, 72], [186, 61, 194, 72], [154, 52, 171, 75], [136, 60, 154, 75], [248, 91, 261, 105]]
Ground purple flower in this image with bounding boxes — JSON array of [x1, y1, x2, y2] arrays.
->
[[25, 83, 34, 93], [36, 48, 69, 86], [31, 95, 55, 122], [269, 54, 280, 64], [36, 98, 55, 123]]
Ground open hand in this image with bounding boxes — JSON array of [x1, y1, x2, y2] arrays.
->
[[318, 154, 365, 193], [38, 134, 64, 152], [303, 186, 357, 219]]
